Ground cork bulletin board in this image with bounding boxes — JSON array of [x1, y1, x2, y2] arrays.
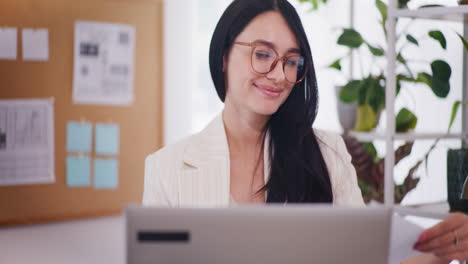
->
[[0, 0, 163, 226]]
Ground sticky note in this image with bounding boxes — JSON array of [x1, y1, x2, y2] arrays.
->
[[66, 121, 92, 153], [66, 155, 91, 187], [22, 28, 49, 61], [94, 158, 118, 189], [95, 123, 119, 155], [0, 27, 17, 60]]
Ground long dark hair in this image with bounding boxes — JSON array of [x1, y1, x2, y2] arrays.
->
[[209, 0, 333, 203]]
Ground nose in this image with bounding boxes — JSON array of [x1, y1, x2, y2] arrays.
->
[[265, 59, 286, 83]]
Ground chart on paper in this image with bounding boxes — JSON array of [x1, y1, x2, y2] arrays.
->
[[0, 99, 55, 185]]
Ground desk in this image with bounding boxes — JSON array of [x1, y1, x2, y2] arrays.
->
[[0, 216, 124, 264]]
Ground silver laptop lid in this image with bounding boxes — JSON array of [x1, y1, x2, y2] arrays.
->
[[126, 205, 392, 264]]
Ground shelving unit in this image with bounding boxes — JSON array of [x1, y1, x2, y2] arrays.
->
[[394, 5, 468, 22], [382, 2, 468, 211], [349, 131, 468, 142]]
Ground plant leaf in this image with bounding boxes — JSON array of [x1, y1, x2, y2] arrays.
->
[[297, 0, 328, 11], [376, 0, 387, 24], [430, 60, 451, 98], [367, 43, 385, 56], [428, 30, 447, 49], [361, 142, 379, 163], [355, 104, 377, 132], [420, 4, 443, 8], [396, 108, 418, 132], [398, 0, 410, 8], [337, 29, 364, 48], [328, 59, 342, 71], [357, 77, 385, 114], [431, 77, 450, 98], [457, 33, 468, 52], [448, 100, 468, 132], [431, 60, 451, 80], [339, 80, 362, 103], [449, 101, 461, 132], [368, 78, 386, 113], [397, 53, 406, 64], [358, 79, 369, 105], [406, 34, 419, 46]]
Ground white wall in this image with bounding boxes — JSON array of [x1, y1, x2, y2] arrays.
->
[[163, 0, 195, 145]]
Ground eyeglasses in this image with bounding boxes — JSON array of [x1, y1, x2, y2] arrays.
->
[[233, 41, 307, 84]]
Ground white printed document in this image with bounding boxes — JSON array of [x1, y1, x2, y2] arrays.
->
[[0, 27, 17, 60], [22, 28, 49, 61], [389, 213, 425, 263], [72, 21, 136, 106], [0, 99, 55, 185]]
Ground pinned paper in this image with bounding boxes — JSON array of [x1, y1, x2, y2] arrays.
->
[[73, 21, 135, 105], [22, 28, 49, 61], [66, 155, 91, 187], [0, 27, 17, 60], [0, 99, 55, 185], [95, 123, 119, 155], [66, 121, 92, 153], [94, 158, 118, 189]]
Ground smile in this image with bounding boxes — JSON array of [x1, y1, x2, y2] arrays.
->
[[254, 84, 283, 98]]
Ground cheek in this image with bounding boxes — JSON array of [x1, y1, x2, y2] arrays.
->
[[227, 59, 261, 92]]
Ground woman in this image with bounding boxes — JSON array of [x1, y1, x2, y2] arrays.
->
[[143, 0, 468, 262]]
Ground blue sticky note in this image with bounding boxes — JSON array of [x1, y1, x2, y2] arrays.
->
[[66, 155, 91, 187], [95, 123, 119, 155], [94, 158, 118, 189], [66, 121, 92, 153]]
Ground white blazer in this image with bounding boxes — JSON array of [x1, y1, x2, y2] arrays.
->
[[143, 114, 365, 207]]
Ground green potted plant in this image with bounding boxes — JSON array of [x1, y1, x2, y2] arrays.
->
[[299, 0, 468, 203]]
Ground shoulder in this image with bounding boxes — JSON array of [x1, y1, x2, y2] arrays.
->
[[145, 135, 193, 167], [312, 128, 365, 207], [143, 134, 196, 207], [313, 129, 348, 158], [312, 128, 350, 176]]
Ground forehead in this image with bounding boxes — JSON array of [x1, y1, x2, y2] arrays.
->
[[236, 11, 300, 53]]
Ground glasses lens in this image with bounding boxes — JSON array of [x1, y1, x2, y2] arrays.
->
[[284, 55, 305, 83], [252, 46, 276, 74]]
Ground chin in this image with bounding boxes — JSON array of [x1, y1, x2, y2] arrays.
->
[[252, 103, 281, 116]]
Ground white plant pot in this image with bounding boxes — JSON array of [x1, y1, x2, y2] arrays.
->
[[335, 85, 357, 132]]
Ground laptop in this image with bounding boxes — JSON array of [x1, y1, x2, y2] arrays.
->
[[126, 205, 392, 264]]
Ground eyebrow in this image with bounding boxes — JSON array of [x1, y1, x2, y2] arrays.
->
[[253, 39, 301, 54]]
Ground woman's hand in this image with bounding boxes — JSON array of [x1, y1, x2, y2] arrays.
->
[[413, 213, 468, 262]]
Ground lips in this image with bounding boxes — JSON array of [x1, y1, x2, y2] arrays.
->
[[254, 84, 283, 98]]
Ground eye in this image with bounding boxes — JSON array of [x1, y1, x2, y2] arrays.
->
[[285, 58, 298, 66], [285, 56, 304, 68], [254, 51, 272, 60]]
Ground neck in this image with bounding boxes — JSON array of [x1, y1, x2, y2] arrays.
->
[[222, 103, 268, 152]]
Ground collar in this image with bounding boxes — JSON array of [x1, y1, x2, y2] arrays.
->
[[182, 112, 270, 185]]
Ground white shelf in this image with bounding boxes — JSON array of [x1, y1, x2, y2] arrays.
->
[[364, 0, 468, 209], [393, 5, 468, 22], [348, 131, 468, 142]]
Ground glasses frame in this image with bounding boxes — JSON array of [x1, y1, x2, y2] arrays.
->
[[233, 41, 308, 84]]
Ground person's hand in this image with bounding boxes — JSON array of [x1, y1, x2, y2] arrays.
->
[[413, 213, 468, 262]]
